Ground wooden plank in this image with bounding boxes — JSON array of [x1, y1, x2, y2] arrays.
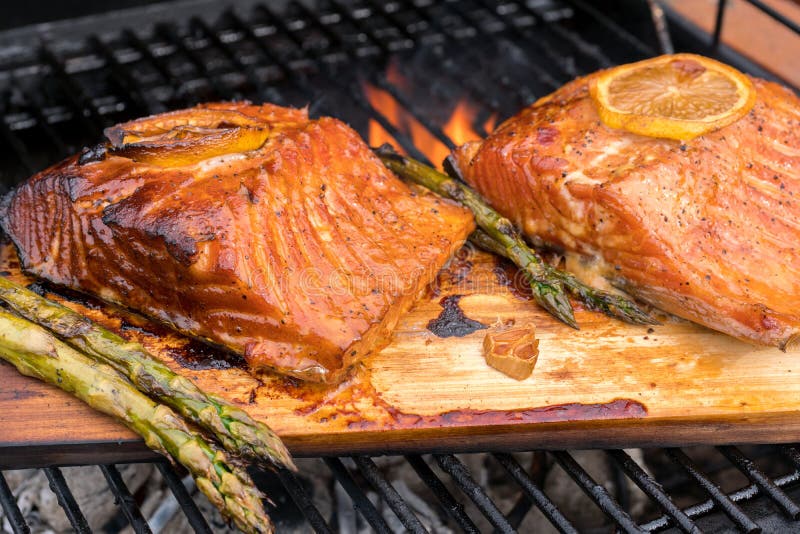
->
[[2, 244, 800, 467]]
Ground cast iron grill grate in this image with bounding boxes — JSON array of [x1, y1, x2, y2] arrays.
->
[[5, 447, 800, 532], [1, 0, 800, 532]]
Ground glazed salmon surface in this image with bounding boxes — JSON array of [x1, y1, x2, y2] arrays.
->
[[2, 103, 474, 382], [454, 74, 800, 348]]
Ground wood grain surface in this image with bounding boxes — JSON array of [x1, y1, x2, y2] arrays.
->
[[2, 242, 800, 467]]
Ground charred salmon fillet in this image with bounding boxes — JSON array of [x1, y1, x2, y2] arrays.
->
[[453, 75, 800, 348], [1, 102, 474, 382]]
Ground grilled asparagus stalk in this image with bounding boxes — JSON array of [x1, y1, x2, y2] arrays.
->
[[375, 145, 578, 328], [0, 309, 272, 534], [469, 229, 656, 325], [375, 145, 656, 326], [0, 276, 294, 471]]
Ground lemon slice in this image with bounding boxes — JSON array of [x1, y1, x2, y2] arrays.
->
[[590, 53, 756, 141]]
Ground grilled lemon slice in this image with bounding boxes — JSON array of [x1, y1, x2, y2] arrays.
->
[[590, 53, 756, 141]]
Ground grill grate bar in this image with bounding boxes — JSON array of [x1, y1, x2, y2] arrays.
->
[[607, 450, 698, 533], [154, 462, 213, 534], [0, 118, 36, 175], [565, 0, 654, 57], [0, 472, 29, 534], [643, 469, 800, 533], [718, 445, 800, 519], [502, 0, 616, 69], [290, 0, 443, 123], [253, 3, 345, 92], [222, 9, 310, 100], [228, 2, 427, 162], [654, 448, 761, 533], [43, 468, 91, 534], [189, 17, 283, 106], [352, 456, 429, 533], [254, 2, 337, 65], [646, 0, 675, 54], [395, 0, 539, 105], [436, 1, 547, 103], [743, 0, 800, 36], [89, 35, 162, 116], [359, 95, 441, 164], [252, 2, 435, 164], [317, 0, 546, 162], [406, 454, 481, 533], [501, 451, 548, 530], [503, 491, 535, 531], [274, 467, 335, 534], [324, 457, 393, 533], [457, 0, 573, 85], [291, 0, 366, 53], [154, 23, 235, 101], [100, 464, 153, 534], [551, 450, 645, 534], [493, 452, 578, 534], [121, 28, 184, 104], [438, 1, 562, 91], [780, 445, 800, 473], [364, 0, 514, 114], [712, 0, 729, 49], [373, 73, 457, 150], [24, 98, 72, 158], [38, 43, 108, 132], [433, 454, 515, 533]]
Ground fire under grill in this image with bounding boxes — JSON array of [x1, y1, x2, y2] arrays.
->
[[2, 0, 800, 532]]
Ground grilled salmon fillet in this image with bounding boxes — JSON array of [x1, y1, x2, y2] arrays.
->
[[1, 102, 474, 382], [454, 75, 800, 348]]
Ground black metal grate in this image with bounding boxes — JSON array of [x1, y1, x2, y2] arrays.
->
[[5, 448, 800, 532], [2, 0, 800, 532]]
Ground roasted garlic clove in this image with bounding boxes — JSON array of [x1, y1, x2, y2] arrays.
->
[[482, 322, 539, 380]]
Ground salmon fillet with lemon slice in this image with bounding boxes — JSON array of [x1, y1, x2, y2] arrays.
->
[[1, 102, 475, 382], [453, 54, 800, 347]]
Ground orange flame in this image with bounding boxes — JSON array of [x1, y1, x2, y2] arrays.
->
[[363, 69, 496, 169], [364, 84, 408, 156], [483, 113, 498, 135]]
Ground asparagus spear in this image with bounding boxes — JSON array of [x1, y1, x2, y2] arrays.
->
[[0, 276, 294, 471], [0, 309, 272, 534], [375, 145, 578, 328], [469, 229, 657, 325], [374, 145, 656, 326]]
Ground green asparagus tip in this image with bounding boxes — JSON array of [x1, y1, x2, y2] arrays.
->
[[531, 280, 579, 329]]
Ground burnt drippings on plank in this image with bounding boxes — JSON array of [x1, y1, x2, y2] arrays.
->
[[430, 246, 475, 297], [492, 258, 534, 300], [166, 339, 247, 371], [112, 312, 249, 371], [427, 294, 487, 337], [28, 280, 103, 310]]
